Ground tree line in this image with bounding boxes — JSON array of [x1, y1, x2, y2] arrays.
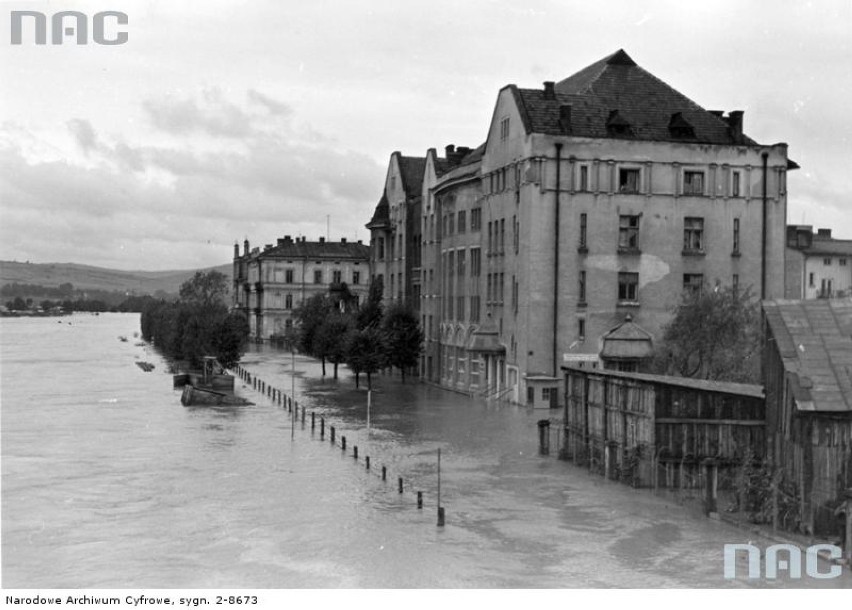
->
[[283, 278, 423, 390], [140, 271, 249, 369]]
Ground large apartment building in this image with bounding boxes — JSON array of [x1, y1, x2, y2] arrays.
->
[[232, 236, 370, 341], [373, 49, 796, 406]]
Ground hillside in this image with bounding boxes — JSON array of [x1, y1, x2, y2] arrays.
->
[[0, 261, 233, 296]]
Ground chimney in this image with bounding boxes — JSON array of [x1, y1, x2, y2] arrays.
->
[[277, 238, 284, 246], [243, 239, 249, 256], [708, 110, 724, 118], [457, 146, 472, 157], [726, 110, 744, 142], [543, 81, 556, 100], [445, 144, 455, 158], [558, 104, 572, 134], [357, 240, 363, 244], [284, 235, 292, 244], [234, 242, 240, 258], [817, 228, 832, 238], [319, 236, 325, 243], [341, 237, 347, 244]]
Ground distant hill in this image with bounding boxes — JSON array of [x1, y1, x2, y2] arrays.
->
[[0, 261, 233, 296]]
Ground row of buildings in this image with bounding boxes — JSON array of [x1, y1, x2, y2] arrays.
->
[[366, 49, 794, 405], [232, 49, 851, 410]]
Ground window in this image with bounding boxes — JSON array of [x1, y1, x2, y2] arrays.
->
[[500, 117, 510, 141], [578, 318, 586, 341], [285, 269, 294, 283], [683, 170, 705, 195], [470, 208, 482, 231], [618, 215, 640, 250], [809, 272, 815, 287], [500, 219, 505, 252], [579, 213, 587, 248], [285, 294, 293, 310], [579, 165, 589, 192], [683, 217, 704, 252], [457, 249, 466, 277], [579, 270, 587, 303], [512, 276, 518, 313], [470, 248, 481, 276], [841, 259, 848, 267], [314, 269, 323, 284], [683, 273, 704, 295], [732, 171, 741, 197], [618, 272, 639, 302], [352, 271, 360, 285], [448, 214, 454, 236], [377, 237, 385, 260], [733, 218, 740, 255], [487, 221, 493, 253], [285, 318, 293, 330], [457, 210, 466, 234], [471, 295, 480, 322], [332, 270, 342, 284], [824, 257, 832, 266], [618, 168, 640, 193]]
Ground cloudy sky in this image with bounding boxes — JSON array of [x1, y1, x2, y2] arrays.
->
[[1, 0, 850, 271]]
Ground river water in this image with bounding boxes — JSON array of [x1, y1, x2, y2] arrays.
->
[[2, 313, 850, 589]]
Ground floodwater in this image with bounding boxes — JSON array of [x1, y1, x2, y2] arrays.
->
[[2, 313, 850, 588]]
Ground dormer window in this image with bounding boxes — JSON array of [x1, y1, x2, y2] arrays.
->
[[669, 112, 696, 139], [606, 110, 633, 137]]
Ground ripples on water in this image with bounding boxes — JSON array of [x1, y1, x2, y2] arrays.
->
[[3, 314, 850, 589]]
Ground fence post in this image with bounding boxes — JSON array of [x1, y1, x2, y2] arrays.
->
[[703, 458, 718, 516], [844, 488, 852, 566]]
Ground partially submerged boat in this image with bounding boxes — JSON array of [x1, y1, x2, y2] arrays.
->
[[174, 356, 252, 406]]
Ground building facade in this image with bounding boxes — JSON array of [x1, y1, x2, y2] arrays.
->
[[785, 225, 852, 299], [373, 49, 795, 406], [366, 152, 425, 308], [232, 236, 370, 341]]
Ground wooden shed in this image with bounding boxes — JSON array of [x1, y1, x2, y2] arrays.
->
[[562, 366, 765, 496], [763, 299, 852, 536]]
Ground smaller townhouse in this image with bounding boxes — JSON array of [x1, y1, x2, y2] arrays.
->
[[785, 225, 852, 299], [232, 236, 370, 341]]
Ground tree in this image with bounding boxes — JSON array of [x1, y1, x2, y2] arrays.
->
[[292, 293, 334, 374], [178, 270, 229, 308], [381, 302, 423, 382], [345, 327, 387, 389], [650, 285, 762, 384], [314, 311, 355, 379], [357, 276, 384, 330]]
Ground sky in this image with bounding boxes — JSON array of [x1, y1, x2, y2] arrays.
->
[[1, 0, 850, 271]]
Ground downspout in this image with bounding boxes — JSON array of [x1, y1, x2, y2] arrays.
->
[[761, 151, 769, 300], [553, 143, 562, 377]]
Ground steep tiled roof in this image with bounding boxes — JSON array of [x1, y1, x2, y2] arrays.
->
[[397, 155, 427, 197], [254, 239, 370, 260], [513, 49, 756, 145], [366, 192, 390, 229], [764, 299, 852, 412]]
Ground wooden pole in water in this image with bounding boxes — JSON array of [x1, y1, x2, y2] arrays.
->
[[437, 448, 444, 526], [367, 390, 371, 436], [291, 344, 296, 441]]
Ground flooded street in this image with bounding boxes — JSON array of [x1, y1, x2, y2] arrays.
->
[[2, 313, 850, 588]]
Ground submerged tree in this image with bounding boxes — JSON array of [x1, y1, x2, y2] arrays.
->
[[344, 327, 387, 389], [650, 285, 761, 384], [381, 302, 423, 383]]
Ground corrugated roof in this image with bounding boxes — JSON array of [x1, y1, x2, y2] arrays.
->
[[514, 49, 756, 145], [764, 299, 852, 413]]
